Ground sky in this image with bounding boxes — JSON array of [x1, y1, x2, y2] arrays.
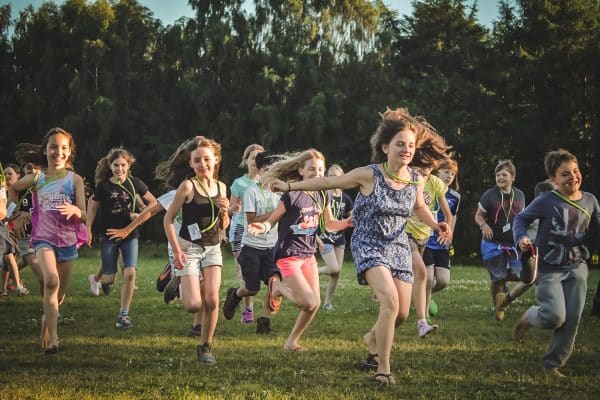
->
[[2, 0, 502, 27]]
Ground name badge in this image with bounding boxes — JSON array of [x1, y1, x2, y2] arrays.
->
[[187, 223, 202, 241], [502, 223, 511, 233], [6, 202, 16, 218]]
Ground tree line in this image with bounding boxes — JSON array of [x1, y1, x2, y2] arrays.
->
[[1, 0, 598, 256]]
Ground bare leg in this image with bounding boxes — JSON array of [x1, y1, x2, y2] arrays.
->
[[283, 264, 320, 350], [200, 266, 221, 345]]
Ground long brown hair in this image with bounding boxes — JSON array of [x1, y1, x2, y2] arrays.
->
[[15, 127, 77, 171], [94, 148, 136, 185]]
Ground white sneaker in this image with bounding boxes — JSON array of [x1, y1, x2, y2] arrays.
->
[[88, 274, 101, 296], [418, 321, 438, 338]]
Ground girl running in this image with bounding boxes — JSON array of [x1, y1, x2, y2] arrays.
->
[[86, 148, 157, 328], [248, 149, 352, 352], [423, 159, 461, 316], [228, 144, 264, 324], [10, 127, 88, 353], [163, 136, 230, 363], [317, 164, 353, 312], [267, 109, 452, 384]]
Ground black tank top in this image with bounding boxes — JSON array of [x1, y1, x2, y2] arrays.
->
[[179, 179, 224, 246]]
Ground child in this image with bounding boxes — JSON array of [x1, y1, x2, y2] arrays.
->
[[267, 109, 452, 384], [423, 158, 461, 317], [10, 127, 88, 354], [86, 148, 157, 328], [405, 158, 453, 337], [223, 151, 283, 334], [512, 149, 600, 378], [163, 136, 230, 364], [228, 144, 264, 324], [317, 164, 353, 312], [474, 160, 528, 321], [248, 149, 352, 352]]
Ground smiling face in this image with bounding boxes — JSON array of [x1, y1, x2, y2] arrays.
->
[[189, 146, 218, 179], [437, 168, 456, 186], [381, 129, 416, 168], [495, 168, 515, 192], [25, 163, 41, 175], [550, 161, 582, 197], [44, 133, 72, 170], [110, 157, 130, 182], [299, 157, 325, 180]]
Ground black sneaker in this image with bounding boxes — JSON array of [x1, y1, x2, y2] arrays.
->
[[197, 343, 216, 364], [222, 287, 242, 320], [163, 276, 180, 304], [189, 324, 202, 337], [101, 283, 113, 295], [156, 262, 173, 292], [256, 317, 276, 335]]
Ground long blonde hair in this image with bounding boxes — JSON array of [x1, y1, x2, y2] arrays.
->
[[261, 148, 325, 185], [239, 144, 265, 168]]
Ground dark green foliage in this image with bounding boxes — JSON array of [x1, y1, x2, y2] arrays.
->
[[1, 0, 599, 254]]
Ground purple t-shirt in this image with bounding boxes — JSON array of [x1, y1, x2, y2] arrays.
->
[[274, 190, 327, 260]]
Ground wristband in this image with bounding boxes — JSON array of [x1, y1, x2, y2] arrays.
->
[[262, 221, 272, 233]]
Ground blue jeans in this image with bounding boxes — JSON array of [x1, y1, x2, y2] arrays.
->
[[100, 236, 139, 274], [525, 262, 588, 368]]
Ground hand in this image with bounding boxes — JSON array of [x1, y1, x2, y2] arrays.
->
[[270, 179, 288, 193], [480, 224, 493, 240], [228, 202, 242, 215], [106, 227, 130, 241], [518, 236, 531, 251], [57, 201, 81, 220], [174, 249, 187, 270], [248, 222, 266, 236], [216, 196, 230, 213], [316, 238, 324, 253], [436, 222, 453, 246]]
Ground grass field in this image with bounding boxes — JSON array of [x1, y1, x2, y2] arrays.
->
[[1, 245, 599, 399]]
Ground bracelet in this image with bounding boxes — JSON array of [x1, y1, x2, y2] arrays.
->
[[287, 182, 291, 192], [262, 221, 272, 233]]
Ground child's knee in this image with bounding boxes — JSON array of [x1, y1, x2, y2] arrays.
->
[[44, 275, 59, 291]]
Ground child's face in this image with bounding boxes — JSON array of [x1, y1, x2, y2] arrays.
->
[[25, 163, 41, 175], [189, 146, 217, 179], [110, 157, 130, 182], [45, 133, 71, 169], [382, 129, 416, 167], [437, 168, 456, 186], [246, 150, 261, 174], [495, 168, 514, 191], [299, 157, 325, 180], [4, 167, 20, 185], [550, 161, 581, 197]]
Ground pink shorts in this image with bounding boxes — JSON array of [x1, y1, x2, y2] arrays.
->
[[276, 256, 317, 279]]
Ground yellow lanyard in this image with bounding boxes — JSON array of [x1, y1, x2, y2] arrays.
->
[[383, 162, 419, 184], [194, 177, 219, 232], [304, 190, 328, 233], [551, 190, 590, 220], [500, 189, 514, 224], [113, 177, 137, 213]]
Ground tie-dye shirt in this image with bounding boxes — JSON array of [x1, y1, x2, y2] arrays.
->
[[30, 171, 87, 248]]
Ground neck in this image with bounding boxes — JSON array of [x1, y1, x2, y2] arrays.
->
[[111, 176, 126, 184], [332, 188, 342, 196], [46, 166, 65, 177], [499, 186, 512, 194], [248, 170, 259, 180], [196, 175, 213, 186]]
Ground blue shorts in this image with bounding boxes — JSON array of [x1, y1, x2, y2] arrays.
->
[[100, 236, 139, 274], [321, 243, 345, 255], [484, 252, 521, 282], [33, 240, 78, 263]]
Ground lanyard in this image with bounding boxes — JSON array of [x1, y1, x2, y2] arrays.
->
[[0, 162, 4, 184], [383, 162, 419, 184], [36, 170, 67, 193], [495, 188, 514, 225], [551, 190, 590, 220], [194, 177, 219, 232], [113, 176, 137, 213], [304, 190, 327, 233]]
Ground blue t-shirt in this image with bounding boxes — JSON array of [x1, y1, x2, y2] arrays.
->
[[274, 190, 327, 260], [426, 188, 461, 250], [513, 190, 600, 273]]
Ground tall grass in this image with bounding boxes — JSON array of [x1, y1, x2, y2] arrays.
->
[[1, 246, 599, 399]]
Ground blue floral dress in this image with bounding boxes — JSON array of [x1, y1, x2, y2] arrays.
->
[[351, 164, 419, 285]]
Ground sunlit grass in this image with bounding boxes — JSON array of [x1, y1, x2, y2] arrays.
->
[[1, 247, 599, 399]]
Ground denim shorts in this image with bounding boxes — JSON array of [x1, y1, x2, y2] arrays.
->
[[33, 240, 78, 263], [175, 237, 222, 277], [485, 252, 521, 282], [100, 236, 139, 274]]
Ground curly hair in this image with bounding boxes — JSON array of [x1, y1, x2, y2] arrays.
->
[[94, 148, 136, 185]]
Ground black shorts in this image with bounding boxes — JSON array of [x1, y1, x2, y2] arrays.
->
[[423, 247, 451, 269], [238, 246, 281, 292]]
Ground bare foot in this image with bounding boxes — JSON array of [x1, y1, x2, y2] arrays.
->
[[363, 331, 377, 355], [284, 343, 307, 352], [515, 313, 531, 343], [545, 367, 566, 378]]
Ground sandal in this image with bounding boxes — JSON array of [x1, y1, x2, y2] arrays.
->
[[267, 276, 282, 313], [43, 344, 58, 355], [374, 373, 395, 385], [359, 353, 379, 370]]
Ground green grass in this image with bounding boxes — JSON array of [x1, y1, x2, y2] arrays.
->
[[1, 245, 599, 399]]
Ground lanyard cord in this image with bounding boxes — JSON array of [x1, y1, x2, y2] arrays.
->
[[194, 177, 219, 232], [551, 190, 590, 220], [304, 190, 328, 234], [383, 162, 420, 184], [113, 176, 137, 213], [493, 188, 514, 225]]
